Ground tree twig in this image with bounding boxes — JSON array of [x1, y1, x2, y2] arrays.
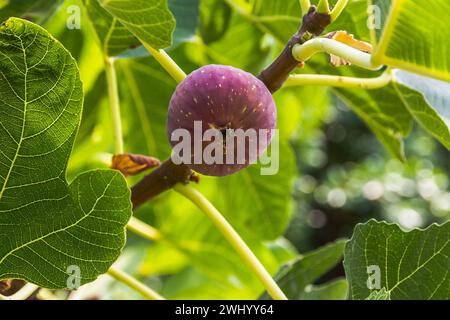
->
[[257, 5, 331, 93], [131, 159, 194, 209]]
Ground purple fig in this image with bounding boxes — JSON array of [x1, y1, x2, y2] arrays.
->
[[167, 65, 277, 176]]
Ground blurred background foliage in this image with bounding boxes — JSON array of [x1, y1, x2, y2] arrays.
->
[[2, 0, 448, 299]]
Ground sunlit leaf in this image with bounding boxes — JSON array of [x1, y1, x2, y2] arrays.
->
[[393, 70, 450, 150], [98, 0, 175, 49], [82, 0, 140, 56], [344, 220, 450, 300], [372, 0, 450, 82], [0, 18, 131, 288]]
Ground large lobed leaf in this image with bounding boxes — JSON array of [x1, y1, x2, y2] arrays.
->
[[372, 0, 450, 82], [0, 18, 132, 288], [344, 220, 450, 300]]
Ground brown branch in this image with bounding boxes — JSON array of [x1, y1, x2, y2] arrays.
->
[[257, 6, 331, 93], [131, 159, 194, 210]]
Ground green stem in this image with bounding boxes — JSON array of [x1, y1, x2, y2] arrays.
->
[[107, 266, 165, 300], [299, 0, 311, 15], [104, 56, 124, 154], [330, 0, 349, 21], [317, 0, 331, 14], [127, 216, 162, 242], [285, 71, 392, 89], [292, 37, 382, 70], [143, 44, 186, 83], [0, 283, 38, 300], [173, 184, 288, 300]]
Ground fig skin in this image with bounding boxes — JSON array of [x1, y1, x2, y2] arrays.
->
[[167, 65, 277, 176]]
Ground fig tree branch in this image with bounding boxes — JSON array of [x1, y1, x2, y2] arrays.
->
[[292, 37, 382, 70], [131, 158, 193, 209], [285, 71, 392, 89], [173, 183, 288, 300], [257, 6, 332, 93], [107, 266, 165, 300]]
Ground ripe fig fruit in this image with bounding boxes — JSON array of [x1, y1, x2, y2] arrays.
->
[[167, 65, 277, 176]]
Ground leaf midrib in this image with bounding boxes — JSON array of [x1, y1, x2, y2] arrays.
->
[[388, 238, 449, 293], [0, 32, 28, 203]]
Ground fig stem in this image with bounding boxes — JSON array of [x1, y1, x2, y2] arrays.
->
[[292, 38, 382, 70], [173, 183, 288, 301], [107, 266, 165, 300], [104, 56, 124, 154], [143, 43, 187, 83], [257, 6, 331, 93], [127, 217, 162, 242], [330, 0, 349, 21], [131, 158, 193, 210], [285, 71, 392, 89]]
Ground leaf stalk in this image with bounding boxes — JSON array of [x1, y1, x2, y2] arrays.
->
[[317, 0, 331, 14], [104, 56, 124, 154], [107, 266, 165, 300], [143, 44, 187, 83], [292, 38, 382, 70], [127, 216, 162, 241], [173, 183, 288, 301], [285, 71, 392, 89], [330, 0, 349, 21]]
